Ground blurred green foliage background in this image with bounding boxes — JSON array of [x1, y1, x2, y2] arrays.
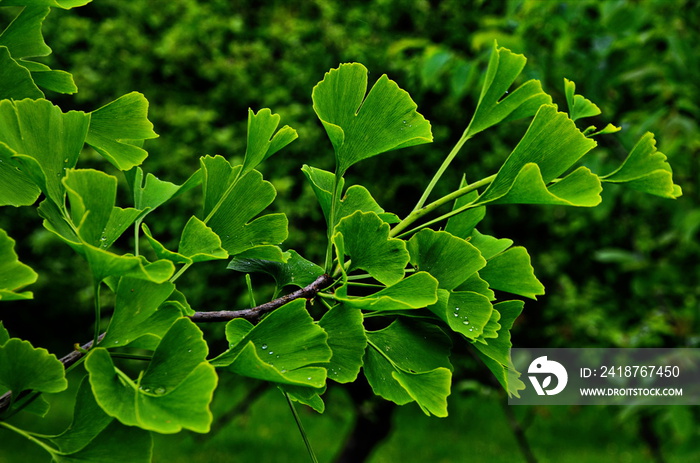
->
[[1, 0, 698, 461]]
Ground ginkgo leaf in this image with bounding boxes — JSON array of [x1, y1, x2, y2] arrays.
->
[[0, 98, 89, 207], [564, 78, 601, 122], [0, 337, 67, 395], [0, 229, 38, 301], [201, 155, 288, 256], [601, 132, 682, 199], [475, 104, 599, 207], [0, 1, 92, 8], [364, 319, 452, 417], [301, 165, 398, 226], [333, 211, 409, 286], [318, 305, 367, 383], [312, 62, 432, 175], [407, 229, 486, 290], [472, 300, 526, 397], [479, 246, 544, 299], [334, 272, 438, 312], [228, 249, 322, 291], [211, 299, 331, 388], [428, 289, 494, 340], [0, 7, 51, 59], [444, 181, 484, 239], [86, 318, 217, 434], [142, 217, 228, 265], [0, 46, 43, 100], [100, 277, 177, 347], [241, 108, 297, 177], [125, 166, 201, 220], [85, 92, 158, 171], [20, 60, 77, 94], [466, 42, 552, 138]]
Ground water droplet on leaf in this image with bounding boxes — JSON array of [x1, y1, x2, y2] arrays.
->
[[261, 344, 268, 350]]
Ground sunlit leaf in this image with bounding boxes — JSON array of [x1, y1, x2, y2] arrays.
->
[[564, 78, 600, 121], [333, 211, 409, 286], [428, 289, 494, 340], [0, 1, 92, 8], [601, 132, 682, 198], [0, 98, 89, 207], [125, 167, 201, 220], [85, 92, 158, 171], [466, 42, 552, 137], [241, 108, 297, 177], [21, 60, 77, 94], [142, 217, 228, 265], [475, 104, 600, 207], [312, 62, 432, 175], [86, 318, 217, 434], [0, 229, 38, 300], [444, 182, 484, 239]]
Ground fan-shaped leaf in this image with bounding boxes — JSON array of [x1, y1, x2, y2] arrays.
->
[[0, 229, 38, 300], [602, 132, 682, 198], [318, 305, 367, 383], [242, 108, 297, 177], [0, 337, 67, 395], [312, 62, 432, 175]]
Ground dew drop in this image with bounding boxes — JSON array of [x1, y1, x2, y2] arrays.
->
[[281, 369, 287, 373], [261, 344, 268, 350], [307, 377, 312, 381], [469, 328, 473, 332], [276, 355, 280, 358], [463, 320, 469, 325], [188, 349, 192, 353], [454, 313, 459, 317], [154, 387, 166, 395], [455, 307, 460, 311], [114, 340, 119, 344], [269, 351, 274, 355]]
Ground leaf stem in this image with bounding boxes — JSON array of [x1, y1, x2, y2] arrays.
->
[[0, 421, 59, 456], [390, 174, 495, 238], [324, 172, 343, 274], [412, 127, 473, 212], [92, 281, 102, 347], [283, 391, 319, 463]]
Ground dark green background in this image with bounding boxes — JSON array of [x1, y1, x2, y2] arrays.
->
[[1, 0, 698, 461]]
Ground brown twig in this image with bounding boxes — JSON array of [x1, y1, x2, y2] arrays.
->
[[0, 274, 332, 416], [188, 274, 332, 323]]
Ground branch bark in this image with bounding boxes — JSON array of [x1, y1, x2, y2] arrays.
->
[[0, 274, 332, 416]]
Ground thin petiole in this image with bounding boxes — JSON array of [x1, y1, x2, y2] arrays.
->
[[283, 390, 319, 463]]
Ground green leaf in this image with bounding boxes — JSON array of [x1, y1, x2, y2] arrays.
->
[[0, 322, 9, 344], [364, 319, 452, 417], [211, 299, 331, 388], [0, 337, 67, 395], [82, 247, 175, 284], [466, 42, 552, 137], [86, 318, 218, 434], [335, 272, 438, 312], [601, 132, 682, 199], [407, 229, 486, 290], [0, 7, 51, 59], [100, 277, 177, 347], [318, 305, 367, 383], [333, 211, 409, 286], [479, 246, 544, 299], [63, 169, 141, 248], [301, 165, 398, 226], [201, 155, 288, 256], [228, 249, 322, 291], [47, 379, 153, 463], [125, 167, 202, 220], [0, 229, 38, 300], [85, 92, 158, 171], [0, 1, 92, 8], [472, 300, 526, 397], [564, 78, 601, 121], [21, 60, 77, 94], [0, 98, 90, 207], [142, 216, 228, 265], [428, 289, 494, 340], [312, 62, 432, 175], [468, 229, 513, 260], [444, 182, 485, 239], [475, 104, 600, 207], [241, 108, 297, 177], [0, 46, 43, 99]]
